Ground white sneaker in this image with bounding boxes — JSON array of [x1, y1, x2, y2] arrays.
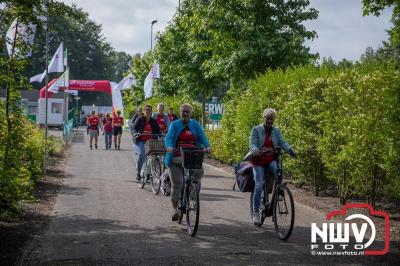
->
[[253, 211, 262, 226]]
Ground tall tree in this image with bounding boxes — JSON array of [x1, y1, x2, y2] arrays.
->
[[363, 0, 400, 65], [1, 1, 132, 106], [156, 0, 318, 125]]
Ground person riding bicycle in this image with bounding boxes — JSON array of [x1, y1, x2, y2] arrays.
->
[[248, 108, 296, 226], [132, 105, 161, 182], [131, 107, 143, 129], [167, 107, 178, 122], [152, 103, 170, 134], [165, 103, 211, 221]]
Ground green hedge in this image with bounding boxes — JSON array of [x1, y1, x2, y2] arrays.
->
[[208, 63, 400, 204], [0, 104, 49, 213]]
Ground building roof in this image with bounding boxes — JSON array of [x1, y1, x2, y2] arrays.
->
[[0, 89, 64, 101]]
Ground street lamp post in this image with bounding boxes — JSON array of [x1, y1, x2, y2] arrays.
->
[[74, 96, 80, 128], [151, 20, 158, 51]]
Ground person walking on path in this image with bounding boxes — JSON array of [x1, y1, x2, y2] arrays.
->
[[113, 110, 124, 150], [102, 113, 113, 150], [87, 110, 99, 150], [167, 107, 178, 122], [165, 103, 211, 221], [132, 105, 161, 182], [152, 103, 170, 134]]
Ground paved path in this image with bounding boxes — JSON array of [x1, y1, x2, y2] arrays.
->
[[21, 129, 398, 265]]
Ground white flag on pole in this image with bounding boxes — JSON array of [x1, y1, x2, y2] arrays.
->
[[144, 70, 153, 99], [48, 42, 64, 73], [111, 82, 124, 116], [115, 73, 136, 91], [152, 63, 160, 79], [30, 42, 64, 83], [48, 68, 69, 93], [29, 72, 45, 83], [6, 18, 37, 57]]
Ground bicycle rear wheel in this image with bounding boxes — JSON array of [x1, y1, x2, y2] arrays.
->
[[273, 185, 295, 240], [150, 156, 162, 194], [186, 183, 200, 236]]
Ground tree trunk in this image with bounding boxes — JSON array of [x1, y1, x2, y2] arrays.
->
[[3, 18, 19, 169]]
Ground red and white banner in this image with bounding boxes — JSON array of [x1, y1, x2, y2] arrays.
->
[[40, 79, 112, 98]]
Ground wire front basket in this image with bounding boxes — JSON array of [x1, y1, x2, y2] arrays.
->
[[180, 147, 204, 169], [145, 139, 165, 155]]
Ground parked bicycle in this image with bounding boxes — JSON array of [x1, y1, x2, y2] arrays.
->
[[132, 132, 164, 193], [249, 148, 295, 240], [173, 147, 206, 236]]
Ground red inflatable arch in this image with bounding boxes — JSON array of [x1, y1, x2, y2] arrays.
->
[[39, 79, 112, 98]]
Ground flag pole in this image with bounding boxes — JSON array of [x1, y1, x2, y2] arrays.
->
[[43, 0, 49, 176], [65, 49, 69, 139], [63, 49, 67, 142]]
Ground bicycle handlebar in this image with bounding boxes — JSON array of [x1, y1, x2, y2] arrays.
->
[[167, 147, 211, 153], [131, 132, 165, 138]]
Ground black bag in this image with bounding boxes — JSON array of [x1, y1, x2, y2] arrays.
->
[[234, 161, 254, 192], [160, 170, 171, 196]]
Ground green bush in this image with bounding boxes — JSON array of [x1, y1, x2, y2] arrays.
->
[[211, 62, 400, 204], [0, 103, 46, 212]]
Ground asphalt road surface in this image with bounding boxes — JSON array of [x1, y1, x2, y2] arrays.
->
[[19, 129, 399, 265]]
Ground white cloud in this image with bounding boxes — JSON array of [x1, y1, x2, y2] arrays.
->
[[62, 0, 393, 61], [62, 0, 178, 55], [305, 0, 393, 61]]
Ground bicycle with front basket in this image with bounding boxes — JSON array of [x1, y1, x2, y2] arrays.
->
[[249, 148, 295, 240], [132, 132, 164, 193], [172, 147, 207, 236]]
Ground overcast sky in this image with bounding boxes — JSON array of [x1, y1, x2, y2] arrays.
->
[[61, 0, 393, 62]]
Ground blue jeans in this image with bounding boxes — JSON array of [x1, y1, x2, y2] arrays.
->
[[135, 141, 145, 176], [104, 131, 112, 148], [252, 160, 278, 213]]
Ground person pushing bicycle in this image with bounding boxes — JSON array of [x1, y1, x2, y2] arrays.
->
[[165, 103, 211, 221], [248, 108, 296, 226]]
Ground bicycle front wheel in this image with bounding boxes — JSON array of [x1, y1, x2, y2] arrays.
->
[[186, 183, 200, 236], [150, 156, 162, 194], [273, 185, 295, 240]]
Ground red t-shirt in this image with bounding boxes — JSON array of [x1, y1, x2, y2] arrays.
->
[[252, 130, 275, 166], [113, 116, 124, 128], [88, 116, 99, 130], [138, 121, 152, 142], [157, 113, 167, 133], [174, 127, 196, 157], [168, 114, 175, 122], [102, 117, 113, 131]]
